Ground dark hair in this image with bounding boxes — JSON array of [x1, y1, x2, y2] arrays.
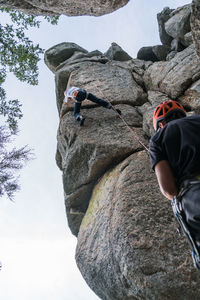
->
[[164, 110, 186, 124]]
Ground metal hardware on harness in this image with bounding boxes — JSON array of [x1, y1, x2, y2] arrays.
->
[[171, 196, 200, 271]]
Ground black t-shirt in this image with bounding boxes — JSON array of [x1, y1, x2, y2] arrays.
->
[[149, 115, 200, 186]]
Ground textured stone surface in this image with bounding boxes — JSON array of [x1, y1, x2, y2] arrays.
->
[[137, 45, 170, 62], [104, 43, 132, 61], [44, 3, 200, 298], [137, 46, 158, 62], [140, 91, 171, 137], [58, 105, 146, 235], [182, 31, 193, 47], [157, 7, 174, 46], [76, 152, 200, 300], [191, 0, 200, 58], [166, 50, 178, 61], [152, 45, 170, 61], [165, 4, 191, 40], [144, 45, 200, 98], [44, 42, 88, 73], [0, 0, 130, 16], [180, 79, 200, 111], [55, 59, 147, 113]]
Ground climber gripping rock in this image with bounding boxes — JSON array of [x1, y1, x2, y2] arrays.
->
[[60, 86, 121, 125], [149, 100, 200, 270]]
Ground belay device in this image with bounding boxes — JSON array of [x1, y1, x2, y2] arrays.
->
[[172, 195, 200, 271]]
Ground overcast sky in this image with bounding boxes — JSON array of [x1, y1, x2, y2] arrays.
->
[[0, 0, 190, 299]]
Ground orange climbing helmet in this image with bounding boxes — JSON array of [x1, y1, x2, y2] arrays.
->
[[153, 100, 186, 131]]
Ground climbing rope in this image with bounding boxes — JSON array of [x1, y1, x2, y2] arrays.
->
[[94, 82, 149, 153]]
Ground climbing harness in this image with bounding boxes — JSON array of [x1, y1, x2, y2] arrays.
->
[[171, 181, 200, 272], [94, 83, 149, 153]]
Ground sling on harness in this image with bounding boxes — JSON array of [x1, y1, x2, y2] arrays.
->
[[171, 184, 200, 271]]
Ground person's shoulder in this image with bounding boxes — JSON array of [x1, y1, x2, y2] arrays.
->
[[174, 115, 200, 125], [150, 129, 162, 144], [67, 86, 79, 92]]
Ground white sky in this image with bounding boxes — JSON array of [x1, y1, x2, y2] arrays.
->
[[0, 0, 190, 299]]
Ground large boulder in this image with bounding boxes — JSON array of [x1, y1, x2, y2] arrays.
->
[[1, 0, 130, 16], [104, 43, 132, 61], [58, 105, 146, 235], [165, 4, 191, 41], [137, 45, 170, 62], [140, 91, 171, 137], [144, 45, 200, 98], [180, 79, 200, 111], [191, 0, 200, 58], [137, 47, 158, 62], [157, 7, 174, 46], [76, 152, 200, 300], [44, 42, 88, 73], [55, 59, 147, 112]]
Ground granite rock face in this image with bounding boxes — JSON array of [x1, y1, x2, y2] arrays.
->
[[144, 45, 200, 99], [164, 4, 191, 41], [0, 0, 130, 16], [191, 0, 200, 58], [44, 3, 200, 300], [137, 4, 194, 62], [157, 7, 174, 46], [76, 152, 200, 300]]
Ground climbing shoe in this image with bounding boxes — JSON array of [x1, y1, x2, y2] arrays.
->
[[76, 115, 85, 126], [80, 116, 85, 126]]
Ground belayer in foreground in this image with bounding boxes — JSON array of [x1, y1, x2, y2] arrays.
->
[[60, 86, 121, 125], [149, 100, 200, 270]]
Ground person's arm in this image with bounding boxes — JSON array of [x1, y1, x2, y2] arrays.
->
[[154, 160, 178, 200]]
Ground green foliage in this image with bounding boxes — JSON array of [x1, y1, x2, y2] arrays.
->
[[0, 8, 58, 200], [0, 7, 59, 133], [0, 126, 33, 200]]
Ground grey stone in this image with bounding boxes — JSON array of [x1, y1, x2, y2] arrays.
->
[[104, 43, 132, 61], [191, 0, 200, 58], [58, 105, 146, 235], [44, 42, 88, 73], [166, 50, 178, 61], [181, 31, 194, 47], [152, 45, 170, 61], [76, 152, 200, 300], [157, 7, 174, 46], [170, 39, 185, 52], [142, 91, 172, 137], [144, 45, 200, 98], [0, 0, 130, 17], [56, 50, 103, 67], [137, 47, 158, 62], [42, 6, 200, 295], [180, 79, 200, 111], [55, 60, 147, 113], [165, 4, 191, 40]]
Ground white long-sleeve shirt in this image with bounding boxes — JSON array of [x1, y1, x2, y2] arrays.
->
[[64, 86, 79, 103]]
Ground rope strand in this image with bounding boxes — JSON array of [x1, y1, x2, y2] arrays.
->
[[95, 83, 149, 153]]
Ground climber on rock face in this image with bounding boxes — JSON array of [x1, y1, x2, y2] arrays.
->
[[60, 86, 121, 125], [149, 100, 200, 267]]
